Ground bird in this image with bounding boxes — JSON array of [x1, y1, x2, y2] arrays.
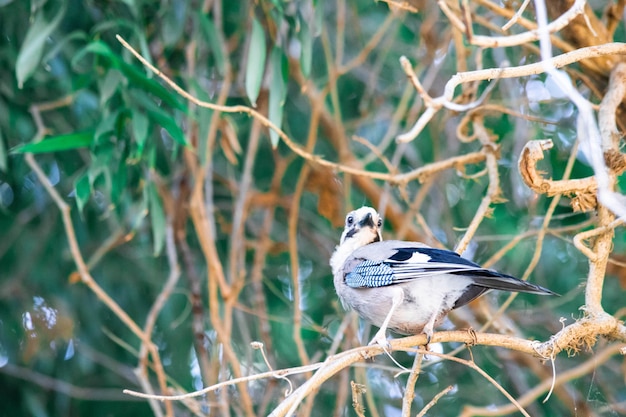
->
[[330, 206, 557, 347]]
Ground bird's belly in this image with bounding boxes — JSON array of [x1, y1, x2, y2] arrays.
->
[[342, 275, 473, 335]]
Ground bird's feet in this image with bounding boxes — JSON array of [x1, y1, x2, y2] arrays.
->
[[422, 320, 436, 348], [422, 328, 434, 351], [368, 329, 391, 351]]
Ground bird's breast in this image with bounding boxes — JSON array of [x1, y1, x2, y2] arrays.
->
[[335, 274, 474, 334]]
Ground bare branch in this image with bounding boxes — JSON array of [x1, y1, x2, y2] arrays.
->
[[397, 43, 626, 142], [518, 139, 598, 211]]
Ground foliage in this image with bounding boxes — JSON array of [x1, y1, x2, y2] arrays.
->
[[1, 0, 626, 416]]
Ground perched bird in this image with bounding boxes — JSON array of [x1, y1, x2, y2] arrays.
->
[[330, 206, 557, 347]]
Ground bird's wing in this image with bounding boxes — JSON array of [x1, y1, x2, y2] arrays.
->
[[344, 242, 556, 295]]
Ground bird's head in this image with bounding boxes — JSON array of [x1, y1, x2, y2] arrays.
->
[[330, 206, 383, 276], [339, 206, 383, 247]]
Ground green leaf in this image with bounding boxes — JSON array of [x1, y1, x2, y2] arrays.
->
[[268, 47, 288, 147], [148, 144, 156, 168], [126, 89, 189, 147], [16, 2, 67, 88], [72, 41, 186, 112], [314, 0, 323, 36], [245, 18, 267, 107], [147, 182, 166, 256], [92, 19, 154, 68], [299, 19, 312, 78], [99, 69, 124, 105], [119, 0, 139, 18], [11, 131, 93, 154], [199, 13, 226, 76], [162, 0, 188, 47], [42, 30, 88, 64], [0, 129, 7, 172], [146, 108, 188, 147], [89, 144, 113, 196], [74, 171, 91, 213], [111, 148, 128, 206], [187, 79, 213, 165], [94, 110, 121, 145], [131, 109, 149, 154]]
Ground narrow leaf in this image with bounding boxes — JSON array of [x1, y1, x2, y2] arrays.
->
[[42, 30, 88, 64], [147, 183, 166, 256], [299, 19, 312, 77], [162, 0, 188, 47], [126, 90, 187, 147], [16, 2, 67, 88], [99, 69, 124, 105], [245, 18, 266, 107], [74, 171, 91, 213], [131, 109, 149, 154], [199, 13, 226, 76], [111, 150, 128, 206], [268, 47, 288, 147], [0, 129, 7, 171], [94, 110, 121, 145], [146, 108, 188, 147], [11, 131, 93, 154]]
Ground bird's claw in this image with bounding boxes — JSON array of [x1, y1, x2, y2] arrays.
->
[[422, 330, 433, 351], [368, 331, 391, 351]]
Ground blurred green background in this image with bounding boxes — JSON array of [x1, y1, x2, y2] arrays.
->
[[1, 0, 625, 416]]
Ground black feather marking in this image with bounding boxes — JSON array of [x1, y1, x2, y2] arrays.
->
[[359, 213, 375, 228], [449, 268, 514, 280], [453, 285, 489, 309], [387, 248, 418, 262], [416, 248, 482, 267], [388, 247, 480, 267], [460, 274, 557, 295]]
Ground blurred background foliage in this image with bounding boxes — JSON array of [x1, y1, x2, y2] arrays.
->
[[1, 0, 626, 416]]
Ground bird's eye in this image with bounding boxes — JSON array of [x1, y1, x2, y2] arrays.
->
[[377, 218, 382, 227], [346, 216, 354, 226]]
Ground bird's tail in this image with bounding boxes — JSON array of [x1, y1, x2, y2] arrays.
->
[[455, 270, 558, 295]]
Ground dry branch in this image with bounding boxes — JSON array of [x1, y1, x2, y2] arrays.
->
[[518, 139, 598, 211], [440, 0, 586, 48], [397, 43, 626, 143]]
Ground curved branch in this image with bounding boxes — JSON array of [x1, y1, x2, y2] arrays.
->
[[518, 139, 598, 211]]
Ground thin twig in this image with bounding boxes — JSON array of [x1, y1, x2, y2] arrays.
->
[[416, 385, 454, 417], [502, 0, 532, 30], [462, 343, 626, 416], [401, 352, 424, 416], [455, 117, 501, 254]]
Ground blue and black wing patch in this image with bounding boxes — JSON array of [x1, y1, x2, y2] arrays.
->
[[344, 246, 557, 295], [345, 260, 395, 288]]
